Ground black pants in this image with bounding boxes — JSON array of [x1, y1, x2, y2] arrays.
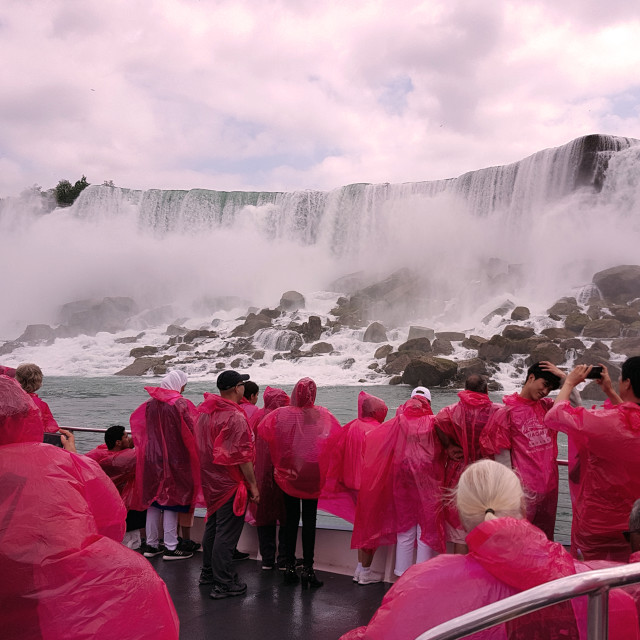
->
[[282, 492, 318, 568], [257, 523, 288, 564], [202, 495, 245, 587]]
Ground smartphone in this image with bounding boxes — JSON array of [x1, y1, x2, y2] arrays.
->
[[43, 432, 64, 448], [586, 366, 603, 379]]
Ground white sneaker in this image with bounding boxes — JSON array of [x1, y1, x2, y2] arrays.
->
[[358, 568, 384, 585], [353, 566, 361, 582]]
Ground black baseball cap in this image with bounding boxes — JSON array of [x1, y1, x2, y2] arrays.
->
[[217, 370, 250, 391]]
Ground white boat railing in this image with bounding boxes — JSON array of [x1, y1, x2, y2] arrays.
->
[[416, 562, 640, 640]]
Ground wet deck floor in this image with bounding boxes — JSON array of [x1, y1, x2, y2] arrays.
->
[[149, 554, 390, 640]]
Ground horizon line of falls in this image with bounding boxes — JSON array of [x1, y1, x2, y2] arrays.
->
[[2, 133, 640, 339]]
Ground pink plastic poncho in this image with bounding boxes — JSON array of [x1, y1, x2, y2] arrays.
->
[[0, 365, 16, 377], [341, 517, 639, 640], [247, 387, 290, 526], [29, 392, 59, 433], [130, 386, 200, 509], [195, 393, 255, 517], [545, 400, 640, 561], [258, 377, 342, 500], [435, 390, 502, 529], [319, 391, 388, 523], [351, 396, 446, 552], [0, 377, 179, 640], [241, 397, 260, 422], [86, 444, 141, 510], [480, 393, 558, 539]]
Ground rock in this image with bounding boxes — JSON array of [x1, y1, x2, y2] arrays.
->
[[129, 346, 159, 358], [152, 364, 167, 376], [308, 342, 334, 355], [58, 297, 138, 336], [462, 335, 487, 349], [115, 333, 145, 344], [301, 316, 323, 342], [401, 357, 458, 387], [432, 338, 454, 356], [368, 362, 380, 370], [477, 335, 515, 362], [252, 350, 265, 360], [264, 330, 304, 351], [231, 313, 273, 337], [259, 308, 282, 319], [166, 324, 188, 336], [374, 344, 394, 359], [502, 325, 535, 340], [510, 306, 530, 321], [582, 318, 622, 339], [408, 326, 435, 341], [547, 297, 579, 316], [561, 338, 586, 351], [610, 337, 640, 357], [398, 338, 432, 354], [0, 341, 19, 356], [623, 321, 640, 337], [383, 353, 414, 375], [540, 327, 577, 340], [329, 271, 368, 294], [279, 291, 306, 311], [481, 300, 515, 324], [115, 357, 167, 376], [215, 362, 226, 369], [388, 376, 403, 385], [586, 341, 610, 358], [586, 301, 608, 320], [580, 380, 608, 401], [230, 357, 244, 368], [363, 322, 388, 343], [564, 312, 591, 333], [436, 332, 465, 342], [593, 265, 640, 302], [183, 329, 218, 343], [456, 358, 489, 381], [526, 342, 566, 366], [17, 324, 56, 343], [176, 344, 193, 352], [342, 357, 356, 369], [610, 305, 640, 324]]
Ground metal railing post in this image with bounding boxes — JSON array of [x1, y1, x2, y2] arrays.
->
[[587, 588, 609, 640]]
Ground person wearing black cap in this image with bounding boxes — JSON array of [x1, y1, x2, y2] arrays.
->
[[195, 370, 260, 599]]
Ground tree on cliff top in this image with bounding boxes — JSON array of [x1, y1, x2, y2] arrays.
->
[[54, 175, 90, 207]]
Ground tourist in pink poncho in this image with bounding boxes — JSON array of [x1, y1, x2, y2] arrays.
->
[[129, 370, 200, 560], [15, 362, 59, 432], [480, 361, 564, 539], [434, 374, 502, 552], [351, 393, 445, 579], [545, 359, 640, 561], [341, 460, 639, 640], [247, 386, 291, 569], [259, 377, 342, 588], [240, 380, 261, 422], [0, 376, 180, 640], [320, 390, 388, 583]]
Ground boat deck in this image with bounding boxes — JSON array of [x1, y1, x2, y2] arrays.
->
[[149, 553, 390, 640]]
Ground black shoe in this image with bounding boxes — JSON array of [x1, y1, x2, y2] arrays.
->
[[178, 539, 201, 553], [199, 570, 214, 585], [283, 565, 300, 585], [232, 549, 250, 561], [210, 582, 247, 599], [261, 560, 276, 570], [143, 545, 166, 558], [163, 547, 194, 560], [300, 567, 323, 589], [278, 557, 303, 570]]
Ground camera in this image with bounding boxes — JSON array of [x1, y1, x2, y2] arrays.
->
[[586, 366, 603, 379], [43, 432, 64, 448]]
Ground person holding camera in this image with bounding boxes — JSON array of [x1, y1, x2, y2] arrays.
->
[[545, 358, 640, 562]]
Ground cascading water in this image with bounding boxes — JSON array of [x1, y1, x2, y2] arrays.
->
[[1, 133, 639, 383]]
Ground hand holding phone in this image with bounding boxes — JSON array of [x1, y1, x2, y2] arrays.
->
[[586, 365, 603, 379]]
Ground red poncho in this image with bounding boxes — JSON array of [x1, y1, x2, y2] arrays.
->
[[85, 444, 141, 510], [341, 517, 639, 640], [545, 400, 640, 561], [195, 393, 255, 516], [435, 390, 502, 529], [0, 377, 179, 640], [240, 397, 260, 422], [29, 392, 59, 433], [351, 396, 446, 552], [247, 387, 290, 526], [258, 377, 342, 500], [319, 391, 388, 523], [129, 387, 200, 509], [480, 393, 558, 539]]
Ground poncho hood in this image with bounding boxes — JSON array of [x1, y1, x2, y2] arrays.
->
[[459, 389, 493, 407], [291, 377, 316, 408], [263, 386, 290, 412], [0, 376, 43, 446], [400, 395, 433, 417], [145, 386, 183, 403], [358, 391, 388, 423]]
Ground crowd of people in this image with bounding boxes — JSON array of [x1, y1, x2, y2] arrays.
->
[[2, 355, 640, 638]]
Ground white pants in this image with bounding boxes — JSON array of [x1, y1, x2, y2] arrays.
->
[[146, 506, 179, 551], [395, 525, 438, 576]]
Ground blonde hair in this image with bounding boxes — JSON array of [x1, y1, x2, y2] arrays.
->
[[456, 459, 525, 532], [15, 363, 43, 394]]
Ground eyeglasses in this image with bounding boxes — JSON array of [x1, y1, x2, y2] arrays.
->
[[236, 382, 246, 388], [623, 529, 640, 542]]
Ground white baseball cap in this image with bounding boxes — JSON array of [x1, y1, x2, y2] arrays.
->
[[411, 386, 431, 401]]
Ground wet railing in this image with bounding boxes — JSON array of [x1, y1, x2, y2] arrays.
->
[[416, 563, 640, 640]]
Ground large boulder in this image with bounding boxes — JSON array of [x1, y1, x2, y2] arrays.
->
[[383, 352, 415, 375], [231, 313, 273, 337], [526, 342, 566, 366], [502, 325, 535, 340], [462, 335, 488, 349], [547, 297, 579, 316], [374, 344, 394, 359], [455, 358, 489, 381], [436, 332, 465, 342], [593, 265, 640, 302], [510, 306, 530, 321], [16, 324, 56, 344], [408, 326, 435, 341], [58, 297, 138, 336], [610, 305, 640, 325], [363, 322, 388, 343], [115, 356, 167, 376], [308, 342, 333, 355], [481, 300, 515, 324], [541, 327, 577, 340], [611, 337, 640, 357], [183, 329, 218, 343], [477, 335, 515, 362], [432, 339, 454, 356], [279, 291, 306, 311], [623, 321, 640, 338], [301, 316, 323, 342], [398, 337, 432, 354], [564, 312, 591, 333], [129, 346, 159, 358], [582, 318, 622, 339], [401, 357, 458, 387]]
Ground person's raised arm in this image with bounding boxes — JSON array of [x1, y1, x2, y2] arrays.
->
[[555, 364, 592, 404], [596, 364, 623, 405]]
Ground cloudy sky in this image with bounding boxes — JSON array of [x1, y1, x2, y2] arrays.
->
[[1, 0, 639, 197]]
